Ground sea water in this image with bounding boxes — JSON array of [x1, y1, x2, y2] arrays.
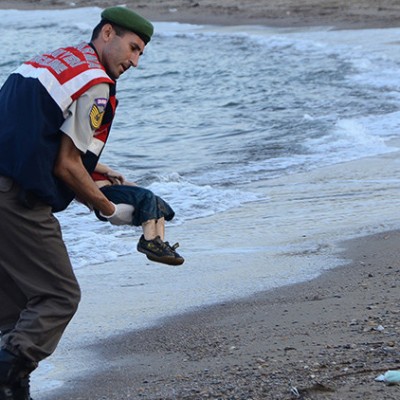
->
[[2, 6, 400, 394], [1, 8, 399, 267], [0, 8, 400, 268]]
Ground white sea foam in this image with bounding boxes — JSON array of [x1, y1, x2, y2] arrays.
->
[[59, 176, 261, 268]]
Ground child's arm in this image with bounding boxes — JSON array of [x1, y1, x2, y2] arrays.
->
[[95, 162, 125, 185], [95, 162, 138, 186]]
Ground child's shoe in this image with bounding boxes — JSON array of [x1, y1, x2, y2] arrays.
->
[[137, 235, 184, 266]]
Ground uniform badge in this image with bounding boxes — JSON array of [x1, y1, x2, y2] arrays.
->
[[89, 98, 107, 130]]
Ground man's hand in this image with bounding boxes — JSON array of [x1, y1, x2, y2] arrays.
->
[[100, 202, 134, 225]]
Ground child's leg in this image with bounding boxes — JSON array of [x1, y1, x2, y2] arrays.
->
[[95, 185, 183, 265], [142, 217, 165, 241]]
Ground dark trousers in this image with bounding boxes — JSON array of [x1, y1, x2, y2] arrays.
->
[[0, 180, 81, 362], [96, 185, 175, 226]]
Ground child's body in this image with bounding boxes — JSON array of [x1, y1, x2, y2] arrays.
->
[[92, 163, 184, 265]]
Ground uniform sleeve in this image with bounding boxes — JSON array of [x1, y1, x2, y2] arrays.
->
[[60, 83, 110, 153]]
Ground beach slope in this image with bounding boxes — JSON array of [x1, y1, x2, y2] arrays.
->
[[47, 230, 400, 399]]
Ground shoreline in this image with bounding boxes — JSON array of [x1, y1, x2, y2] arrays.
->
[[30, 150, 400, 399], [44, 229, 400, 399], [0, 0, 400, 30]]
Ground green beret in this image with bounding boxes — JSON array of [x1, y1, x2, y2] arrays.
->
[[101, 6, 154, 44]]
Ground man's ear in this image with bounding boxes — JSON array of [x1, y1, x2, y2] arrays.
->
[[101, 23, 114, 42]]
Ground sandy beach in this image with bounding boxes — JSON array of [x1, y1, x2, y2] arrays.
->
[[2, 0, 400, 29], [43, 230, 400, 400], [2, 1, 400, 399]]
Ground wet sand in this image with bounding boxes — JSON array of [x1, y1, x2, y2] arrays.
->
[[48, 230, 400, 399]]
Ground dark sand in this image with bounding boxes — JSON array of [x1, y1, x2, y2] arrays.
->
[[50, 231, 400, 399]]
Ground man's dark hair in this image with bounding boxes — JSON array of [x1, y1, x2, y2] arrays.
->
[[91, 19, 128, 41]]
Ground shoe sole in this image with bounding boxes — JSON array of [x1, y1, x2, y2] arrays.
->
[[138, 247, 184, 266], [146, 253, 185, 266]]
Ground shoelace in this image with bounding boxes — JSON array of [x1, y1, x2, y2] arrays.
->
[[165, 241, 179, 251]]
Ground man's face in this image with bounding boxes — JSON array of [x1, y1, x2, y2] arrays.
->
[[101, 27, 145, 80]]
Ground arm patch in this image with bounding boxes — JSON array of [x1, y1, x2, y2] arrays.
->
[[89, 98, 107, 130]]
